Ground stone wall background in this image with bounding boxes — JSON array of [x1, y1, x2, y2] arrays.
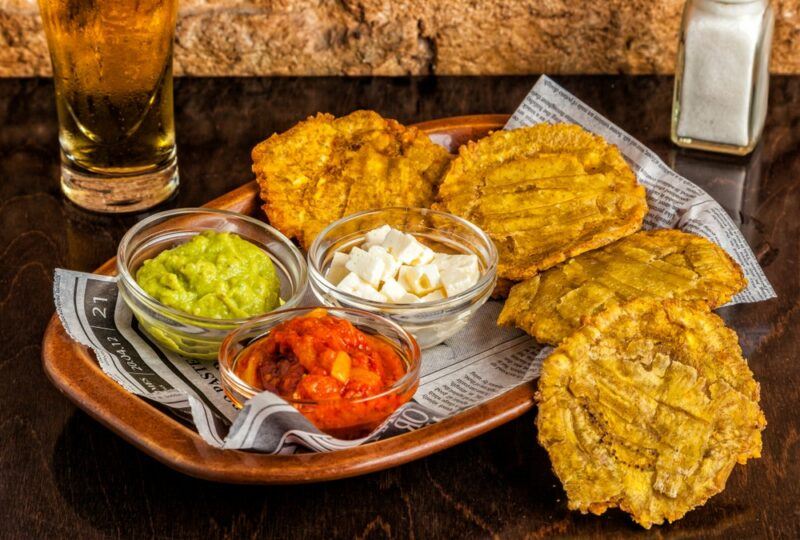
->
[[2, 0, 798, 77]]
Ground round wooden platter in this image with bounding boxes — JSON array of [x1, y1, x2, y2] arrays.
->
[[41, 114, 538, 484]]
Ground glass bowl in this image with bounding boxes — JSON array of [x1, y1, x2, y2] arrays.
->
[[307, 207, 498, 348], [219, 307, 421, 439], [116, 208, 307, 360]]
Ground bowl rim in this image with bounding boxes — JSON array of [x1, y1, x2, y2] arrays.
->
[[219, 306, 422, 406], [306, 206, 498, 313], [117, 207, 308, 327]]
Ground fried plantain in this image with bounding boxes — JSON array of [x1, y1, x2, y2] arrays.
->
[[252, 111, 452, 249], [498, 229, 746, 345], [434, 123, 648, 282], [492, 278, 516, 299], [536, 299, 766, 529]]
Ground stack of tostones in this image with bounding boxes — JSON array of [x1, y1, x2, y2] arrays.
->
[[498, 229, 747, 345], [249, 110, 766, 528], [536, 299, 766, 529], [434, 124, 648, 288], [252, 110, 452, 249]]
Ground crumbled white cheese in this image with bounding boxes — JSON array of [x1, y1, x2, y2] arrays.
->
[[440, 266, 478, 297], [325, 226, 482, 304], [326, 251, 350, 285], [337, 271, 387, 302], [433, 253, 480, 275], [363, 224, 392, 248], [411, 245, 436, 266], [382, 229, 425, 265], [420, 289, 445, 302], [345, 247, 385, 287], [368, 245, 401, 282], [379, 277, 408, 303], [398, 264, 440, 296], [399, 292, 421, 303]]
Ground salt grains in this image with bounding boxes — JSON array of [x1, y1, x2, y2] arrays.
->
[[671, 0, 774, 155]]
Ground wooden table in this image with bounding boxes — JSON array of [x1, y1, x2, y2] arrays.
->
[[1, 76, 797, 538]]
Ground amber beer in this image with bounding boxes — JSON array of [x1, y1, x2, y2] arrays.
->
[[38, 0, 179, 212]]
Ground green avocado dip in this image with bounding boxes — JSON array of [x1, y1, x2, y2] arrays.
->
[[135, 231, 281, 319]]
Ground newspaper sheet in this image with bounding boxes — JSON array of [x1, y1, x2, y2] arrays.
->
[[53, 75, 774, 454], [54, 270, 545, 453]]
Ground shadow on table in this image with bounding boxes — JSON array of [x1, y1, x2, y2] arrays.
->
[[49, 406, 755, 538], [669, 143, 780, 359], [60, 196, 182, 273], [47, 407, 558, 538]]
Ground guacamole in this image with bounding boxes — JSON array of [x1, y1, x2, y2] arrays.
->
[[136, 231, 281, 319]]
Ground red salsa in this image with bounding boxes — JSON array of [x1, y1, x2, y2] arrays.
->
[[233, 309, 414, 438]]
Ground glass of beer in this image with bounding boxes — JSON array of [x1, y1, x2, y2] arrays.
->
[[38, 0, 179, 213]]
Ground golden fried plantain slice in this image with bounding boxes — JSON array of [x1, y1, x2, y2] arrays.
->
[[434, 124, 647, 282], [252, 110, 452, 249], [498, 229, 746, 345], [537, 299, 766, 529], [492, 278, 516, 299]]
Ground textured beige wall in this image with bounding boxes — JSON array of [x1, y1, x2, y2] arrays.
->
[[2, 0, 799, 77]]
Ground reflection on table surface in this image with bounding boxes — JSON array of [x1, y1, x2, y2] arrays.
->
[[669, 143, 763, 229]]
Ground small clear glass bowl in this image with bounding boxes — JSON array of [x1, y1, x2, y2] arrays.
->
[[307, 207, 498, 349], [116, 208, 308, 360], [219, 307, 421, 440]]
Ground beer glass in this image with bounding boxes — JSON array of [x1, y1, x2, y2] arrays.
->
[[38, 0, 179, 213]]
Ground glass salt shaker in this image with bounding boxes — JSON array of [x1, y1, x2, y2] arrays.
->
[[671, 0, 774, 156]]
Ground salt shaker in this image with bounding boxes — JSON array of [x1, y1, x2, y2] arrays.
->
[[671, 0, 774, 155]]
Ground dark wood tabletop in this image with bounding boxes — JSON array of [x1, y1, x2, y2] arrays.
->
[[1, 75, 798, 539]]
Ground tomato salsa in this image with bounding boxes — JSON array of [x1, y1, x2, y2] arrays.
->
[[233, 309, 415, 438]]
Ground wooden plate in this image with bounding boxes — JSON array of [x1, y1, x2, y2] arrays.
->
[[41, 114, 537, 484]]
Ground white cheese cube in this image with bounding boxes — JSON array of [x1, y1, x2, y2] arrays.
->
[[363, 224, 392, 248], [440, 266, 479, 297], [331, 251, 349, 268], [411, 245, 435, 265], [433, 253, 480, 276], [368, 245, 401, 282], [336, 271, 364, 293], [336, 272, 387, 302], [382, 229, 425, 264], [379, 277, 408, 303], [353, 284, 388, 303], [325, 251, 350, 285], [398, 293, 421, 303], [420, 289, 445, 302], [345, 247, 385, 287], [398, 264, 440, 296]]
